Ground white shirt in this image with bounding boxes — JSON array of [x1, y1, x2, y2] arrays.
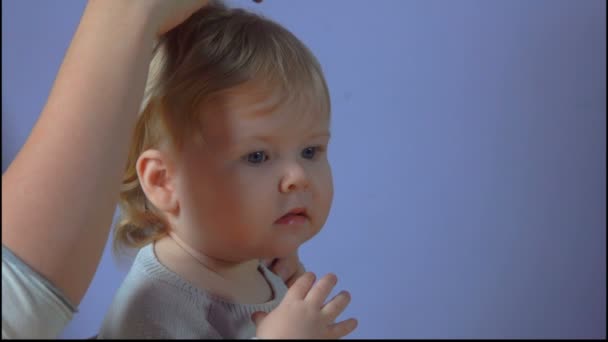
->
[[2, 245, 75, 339]]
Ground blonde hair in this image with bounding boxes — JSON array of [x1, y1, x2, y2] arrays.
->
[[114, 1, 331, 253]]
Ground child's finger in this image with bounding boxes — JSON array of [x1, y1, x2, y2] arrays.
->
[[284, 262, 306, 288], [266, 252, 304, 284], [304, 273, 337, 307], [250, 311, 268, 326], [269, 257, 291, 281], [263, 258, 276, 268], [284, 272, 316, 301], [327, 318, 358, 339], [321, 290, 351, 323]]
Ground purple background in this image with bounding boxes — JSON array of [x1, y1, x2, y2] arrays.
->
[[2, 0, 605, 338]]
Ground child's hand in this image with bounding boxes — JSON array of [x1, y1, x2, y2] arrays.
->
[[252, 273, 358, 339], [264, 252, 306, 288]]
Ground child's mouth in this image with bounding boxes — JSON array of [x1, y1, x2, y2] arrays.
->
[[275, 208, 309, 225]]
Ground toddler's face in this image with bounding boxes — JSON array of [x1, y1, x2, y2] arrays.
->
[[173, 85, 332, 261]]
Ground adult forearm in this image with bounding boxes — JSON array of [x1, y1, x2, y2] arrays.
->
[[2, 0, 159, 306]]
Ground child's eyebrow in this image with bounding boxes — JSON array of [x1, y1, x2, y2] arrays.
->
[[238, 131, 331, 144], [307, 131, 331, 139]]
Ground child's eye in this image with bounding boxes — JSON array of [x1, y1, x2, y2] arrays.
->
[[301, 146, 321, 160], [245, 151, 268, 164]]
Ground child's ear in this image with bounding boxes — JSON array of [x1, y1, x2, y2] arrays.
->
[[136, 149, 178, 214]]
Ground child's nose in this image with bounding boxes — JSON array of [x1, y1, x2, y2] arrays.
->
[[279, 161, 309, 193]]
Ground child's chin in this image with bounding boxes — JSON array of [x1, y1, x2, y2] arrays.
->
[[266, 243, 301, 259]]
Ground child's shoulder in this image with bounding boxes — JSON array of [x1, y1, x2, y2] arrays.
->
[[124, 244, 205, 299], [100, 245, 220, 338]]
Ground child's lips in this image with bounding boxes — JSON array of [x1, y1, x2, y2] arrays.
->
[[275, 208, 309, 225], [275, 213, 308, 225]]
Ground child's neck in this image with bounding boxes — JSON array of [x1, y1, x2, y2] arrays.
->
[[154, 234, 274, 304], [168, 230, 258, 279]]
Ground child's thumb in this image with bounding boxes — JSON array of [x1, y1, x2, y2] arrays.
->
[[251, 311, 268, 326]]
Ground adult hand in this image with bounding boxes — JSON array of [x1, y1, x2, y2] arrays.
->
[[144, 0, 263, 37]]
